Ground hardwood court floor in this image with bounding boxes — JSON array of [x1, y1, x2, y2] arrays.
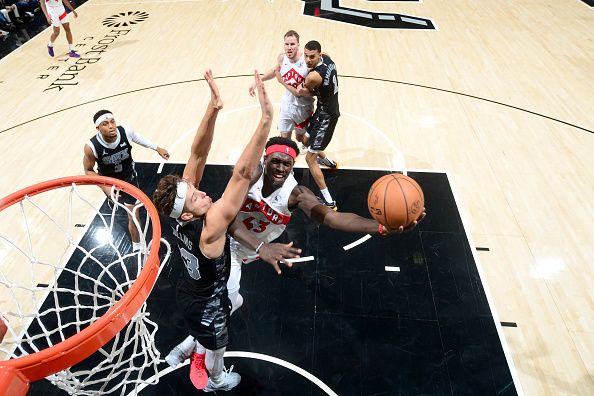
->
[[0, 1, 593, 395]]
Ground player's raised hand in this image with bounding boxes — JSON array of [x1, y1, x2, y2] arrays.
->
[[204, 69, 223, 110], [254, 69, 273, 119]]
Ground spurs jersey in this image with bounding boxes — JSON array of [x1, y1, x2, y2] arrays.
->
[[171, 218, 231, 327], [88, 126, 134, 178], [230, 165, 298, 262], [280, 54, 314, 108], [312, 55, 340, 117]]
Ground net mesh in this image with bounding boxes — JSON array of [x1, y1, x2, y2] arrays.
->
[[0, 180, 170, 395]]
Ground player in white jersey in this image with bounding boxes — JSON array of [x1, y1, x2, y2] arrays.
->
[[249, 30, 315, 149], [166, 136, 426, 368], [40, 0, 80, 58]]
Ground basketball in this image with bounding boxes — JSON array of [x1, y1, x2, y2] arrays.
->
[[367, 174, 424, 229]]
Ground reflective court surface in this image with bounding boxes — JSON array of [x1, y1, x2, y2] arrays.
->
[[0, 1, 592, 395]]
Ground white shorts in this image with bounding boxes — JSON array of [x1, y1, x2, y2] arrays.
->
[[48, 5, 69, 27], [227, 250, 243, 296], [277, 102, 313, 134]]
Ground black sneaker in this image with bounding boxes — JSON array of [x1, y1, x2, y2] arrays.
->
[[317, 156, 337, 169]]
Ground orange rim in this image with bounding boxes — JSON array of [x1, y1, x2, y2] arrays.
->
[[0, 175, 161, 390]]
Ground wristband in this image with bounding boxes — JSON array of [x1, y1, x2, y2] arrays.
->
[[378, 223, 387, 236], [255, 242, 265, 254]]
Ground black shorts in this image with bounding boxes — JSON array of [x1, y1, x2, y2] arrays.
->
[[176, 286, 231, 351], [307, 110, 339, 152], [111, 170, 140, 206]]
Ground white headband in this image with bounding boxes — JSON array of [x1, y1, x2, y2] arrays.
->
[[94, 113, 114, 127], [169, 181, 188, 219]]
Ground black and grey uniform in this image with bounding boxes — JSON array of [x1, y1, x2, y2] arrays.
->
[[88, 125, 139, 205], [170, 218, 232, 351], [307, 54, 340, 152]]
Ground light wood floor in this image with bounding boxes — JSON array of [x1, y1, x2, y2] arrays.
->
[[0, 1, 592, 394]]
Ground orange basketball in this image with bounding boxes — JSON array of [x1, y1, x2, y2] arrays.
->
[[367, 174, 424, 229]]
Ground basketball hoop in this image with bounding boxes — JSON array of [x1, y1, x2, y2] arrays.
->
[[0, 175, 170, 395]]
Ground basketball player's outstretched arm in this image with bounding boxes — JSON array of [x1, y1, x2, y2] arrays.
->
[[200, 71, 273, 258], [182, 69, 223, 188], [292, 185, 425, 234]]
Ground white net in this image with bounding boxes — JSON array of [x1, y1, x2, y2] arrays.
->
[[0, 179, 170, 395]]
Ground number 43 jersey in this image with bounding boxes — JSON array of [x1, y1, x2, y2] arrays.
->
[[230, 165, 298, 262]]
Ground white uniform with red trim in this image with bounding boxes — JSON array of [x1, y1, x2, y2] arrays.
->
[[45, 0, 70, 27], [227, 164, 298, 298], [277, 54, 314, 133]]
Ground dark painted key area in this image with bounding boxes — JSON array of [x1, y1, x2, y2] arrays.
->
[[29, 163, 517, 395]]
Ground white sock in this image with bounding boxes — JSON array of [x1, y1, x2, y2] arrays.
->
[[206, 347, 226, 383], [178, 335, 196, 352], [132, 242, 141, 252], [68, 44, 75, 52], [320, 188, 333, 203], [194, 339, 206, 355], [48, 42, 54, 47]]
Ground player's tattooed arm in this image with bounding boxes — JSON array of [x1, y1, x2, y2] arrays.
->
[[293, 185, 421, 234]]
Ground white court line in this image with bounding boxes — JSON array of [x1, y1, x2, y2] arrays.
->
[[129, 351, 338, 396], [446, 172, 525, 395], [163, 105, 407, 173], [340, 111, 407, 175], [343, 234, 371, 250], [385, 266, 400, 272], [283, 255, 314, 263]]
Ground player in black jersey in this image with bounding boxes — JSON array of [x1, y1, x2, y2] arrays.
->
[[152, 69, 283, 392], [276, 40, 340, 210], [83, 110, 169, 252]]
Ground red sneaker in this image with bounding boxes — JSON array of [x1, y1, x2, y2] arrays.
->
[[189, 352, 208, 390]]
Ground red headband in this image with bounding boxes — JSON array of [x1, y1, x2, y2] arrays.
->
[[265, 144, 297, 160]]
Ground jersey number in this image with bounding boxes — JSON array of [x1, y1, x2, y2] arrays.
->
[[181, 248, 201, 280], [242, 216, 269, 233], [114, 164, 123, 173]]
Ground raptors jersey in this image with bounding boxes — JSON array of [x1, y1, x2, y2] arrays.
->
[[280, 54, 314, 108], [45, 0, 62, 7], [230, 165, 298, 262]]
